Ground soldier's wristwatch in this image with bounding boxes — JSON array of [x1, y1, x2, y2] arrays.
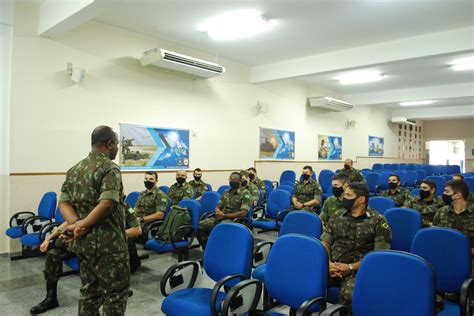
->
[[348, 263, 354, 274]]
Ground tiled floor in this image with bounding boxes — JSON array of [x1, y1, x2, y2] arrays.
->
[[0, 231, 292, 315]]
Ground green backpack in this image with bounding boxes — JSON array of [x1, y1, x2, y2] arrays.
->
[[156, 205, 192, 243]]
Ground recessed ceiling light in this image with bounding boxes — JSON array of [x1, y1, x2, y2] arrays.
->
[[337, 71, 384, 85], [399, 100, 435, 106], [198, 10, 276, 40], [450, 56, 474, 71]]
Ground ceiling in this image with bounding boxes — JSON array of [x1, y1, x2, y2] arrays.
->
[[94, 0, 474, 66], [380, 96, 474, 109]]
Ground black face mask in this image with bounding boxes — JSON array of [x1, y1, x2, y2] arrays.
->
[[388, 182, 398, 190], [333, 186, 344, 198], [301, 174, 310, 181], [344, 164, 351, 170], [229, 181, 240, 189], [176, 177, 186, 184], [194, 176, 201, 181], [249, 174, 255, 180], [144, 181, 155, 190], [342, 197, 356, 211], [241, 180, 248, 187], [442, 193, 453, 206], [419, 189, 431, 200]]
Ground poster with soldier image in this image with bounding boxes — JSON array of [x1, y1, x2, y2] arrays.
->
[[120, 123, 189, 170], [259, 127, 295, 160], [368, 135, 384, 156], [318, 134, 342, 160]]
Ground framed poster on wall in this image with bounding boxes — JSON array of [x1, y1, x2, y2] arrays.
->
[[318, 134, 342, 160], [259, 127, 295, 160], [368, 135, 384, 157]]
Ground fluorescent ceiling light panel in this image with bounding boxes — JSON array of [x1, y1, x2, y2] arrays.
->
[[450, 56, 474, 71], [198, 10, 276, 40], [337, 71, 383, 85], [399, 100, 435, 106]]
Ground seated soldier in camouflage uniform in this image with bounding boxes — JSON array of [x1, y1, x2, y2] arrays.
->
[[188, 168, 209, 200], [404, 179, 442, 227], [338, 158, 365, 183], [292, 165, 322, 212], [381, 174, 411, 207], [434, 180, 474, 277], [241, 170, 260, 207], [321, 183, 392, 309], [453, 175, 474, 203], [248, 167, 266, 199], [196, 172, 251, 250], [320, 173, 349, 225], [134, 171, 169, 224], [168, 170, 194, 206]]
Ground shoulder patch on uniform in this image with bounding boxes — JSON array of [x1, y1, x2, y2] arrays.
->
[[381, 222, 389, 229], [128, 208, 134, 214], [244, 194, 250, 199]]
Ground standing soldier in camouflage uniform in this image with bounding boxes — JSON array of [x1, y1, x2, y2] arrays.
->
[[196, 172, 251, 249], [404, 179, 442, 227], [188, 168, 209, 200], [134, 171, 169, 224], [168, 170, 194, 206], [321, 183, 391, 309], [241, 170, 260, 207], [59, 126, 130, 316], [381, 174, 411, 207], [248, 167, 266, 199], [434, 180, 474, 277], [292, 166, 322, 212], [338, 159, 365, 183], [320, 173, 349, 224]]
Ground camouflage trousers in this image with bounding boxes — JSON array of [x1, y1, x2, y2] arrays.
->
[[330, 274, 356, 309], [44, 239, 75, 282], [77, 250, 130, 316], [196, 218, 233, 249]]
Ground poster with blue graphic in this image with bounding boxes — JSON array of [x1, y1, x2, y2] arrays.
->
[[368, 135, 384, 157], [318, 134, 342, 160], [120, 123, 189, 170], [259, 127, 295, 160]]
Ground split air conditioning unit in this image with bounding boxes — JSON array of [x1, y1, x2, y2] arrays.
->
[[140, 48, 226, 79], [391, 117, 417, 126], [307, 97, 354, 112]]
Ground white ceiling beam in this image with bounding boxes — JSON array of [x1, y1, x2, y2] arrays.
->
[[251, 27, 474, 83], [38, 0, 104, 38], [392, 105, 474, 120]]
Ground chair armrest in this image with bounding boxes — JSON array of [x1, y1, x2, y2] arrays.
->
[[375, 185, 383, 194], [253, 207, 264, 219], [233, 216, 250, 226], [39, 222, 61, 242], [160, 261, 201, 296], [210, 274, 247, 316], [320, 304, 348, 316], [22, 216, 52, 234], [9, 211, 35, 227], [170, 225, 196, 251], [200, 212, 215, 220], [460, 277, 474, 316], [143, 220, 163, 240], [252, 241, 273, 268], [275, 210, 289, 228], [295, 296, 326, 316], [221, 279, 263, 316]]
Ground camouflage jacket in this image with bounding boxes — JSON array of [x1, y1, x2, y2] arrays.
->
[[217, 188, 252, 215], [292, 179, 323, 205], [189, 179, 209, 198], [320, 195, 343, 224], [381, 187, 411, 207], [168, 182, 194, 206], [404, 196, 442, 226], [251, 177, 266, 197], [433, 204, 474, 246], [60, 151, 127, 255], [338, 168, 365, 183], [242, 182, 260, 204], [134, 187, 169, 217], [321, 207, 392, 263]]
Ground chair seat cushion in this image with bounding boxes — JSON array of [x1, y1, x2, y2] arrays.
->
[[252, 264, 266, 282], [252, 220, 277, 230], [162, 288, 225, 316], [20, 233, 41, 246], [64, 257, 79, 271], [144, 239, 190, 253], [437, 300, 460, 316], [5, 226, 23, 238]]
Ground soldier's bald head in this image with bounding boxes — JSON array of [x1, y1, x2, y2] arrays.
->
[[91, 126, 117, 147]]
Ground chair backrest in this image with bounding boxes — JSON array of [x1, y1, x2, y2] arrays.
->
[[443, 175, 452, 182], [204, 223, 253, 282], [299, 172, 317, 182], [406, 164, 416, 171], [379, 172, 393, 190], [394, 171, 407, 186], [206, 183, 212, 192], [266, 190, 291, 218], [263, 180, 274, 200], [365, 172, 381, 193], [411, 188, 420, 197], [280, 170, 296, 184], [464, 177, 474, 192], [372, 163, 383, 171], [158, 185, 170, 195], [38, 192, 57, 218], [319, 172, 334, 193], [279, 211, 322, 239], [416, 170, 427, 183], [124, 191, 140, 208], [318, 169, 334, 183], [449, 165, 461, 174], [280, 181, 295, 187], [411, 227, 471, 294], [217, 185, 230, 196], [368, 197, 395, 215], [406, 171, 417, 187], [265, 234, 328, 310], [426, 176, 445, 196], [178, 199, 200, 231], [382, 163, 392, 170], [277, 184, 294, 196], [398, 164, 407, 170], [199, 191, 221, 215], [352, 251, 435, 316], [384, 208, 422, 252], [54, 207, 64, 223], [423, 165, 435, 176]]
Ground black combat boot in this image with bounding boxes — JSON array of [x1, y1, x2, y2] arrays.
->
[[30, 281, 59, 314]]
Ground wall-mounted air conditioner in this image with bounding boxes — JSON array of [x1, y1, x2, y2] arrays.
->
[[391, 117, 417, 126], [307, 97, 354, 112]]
